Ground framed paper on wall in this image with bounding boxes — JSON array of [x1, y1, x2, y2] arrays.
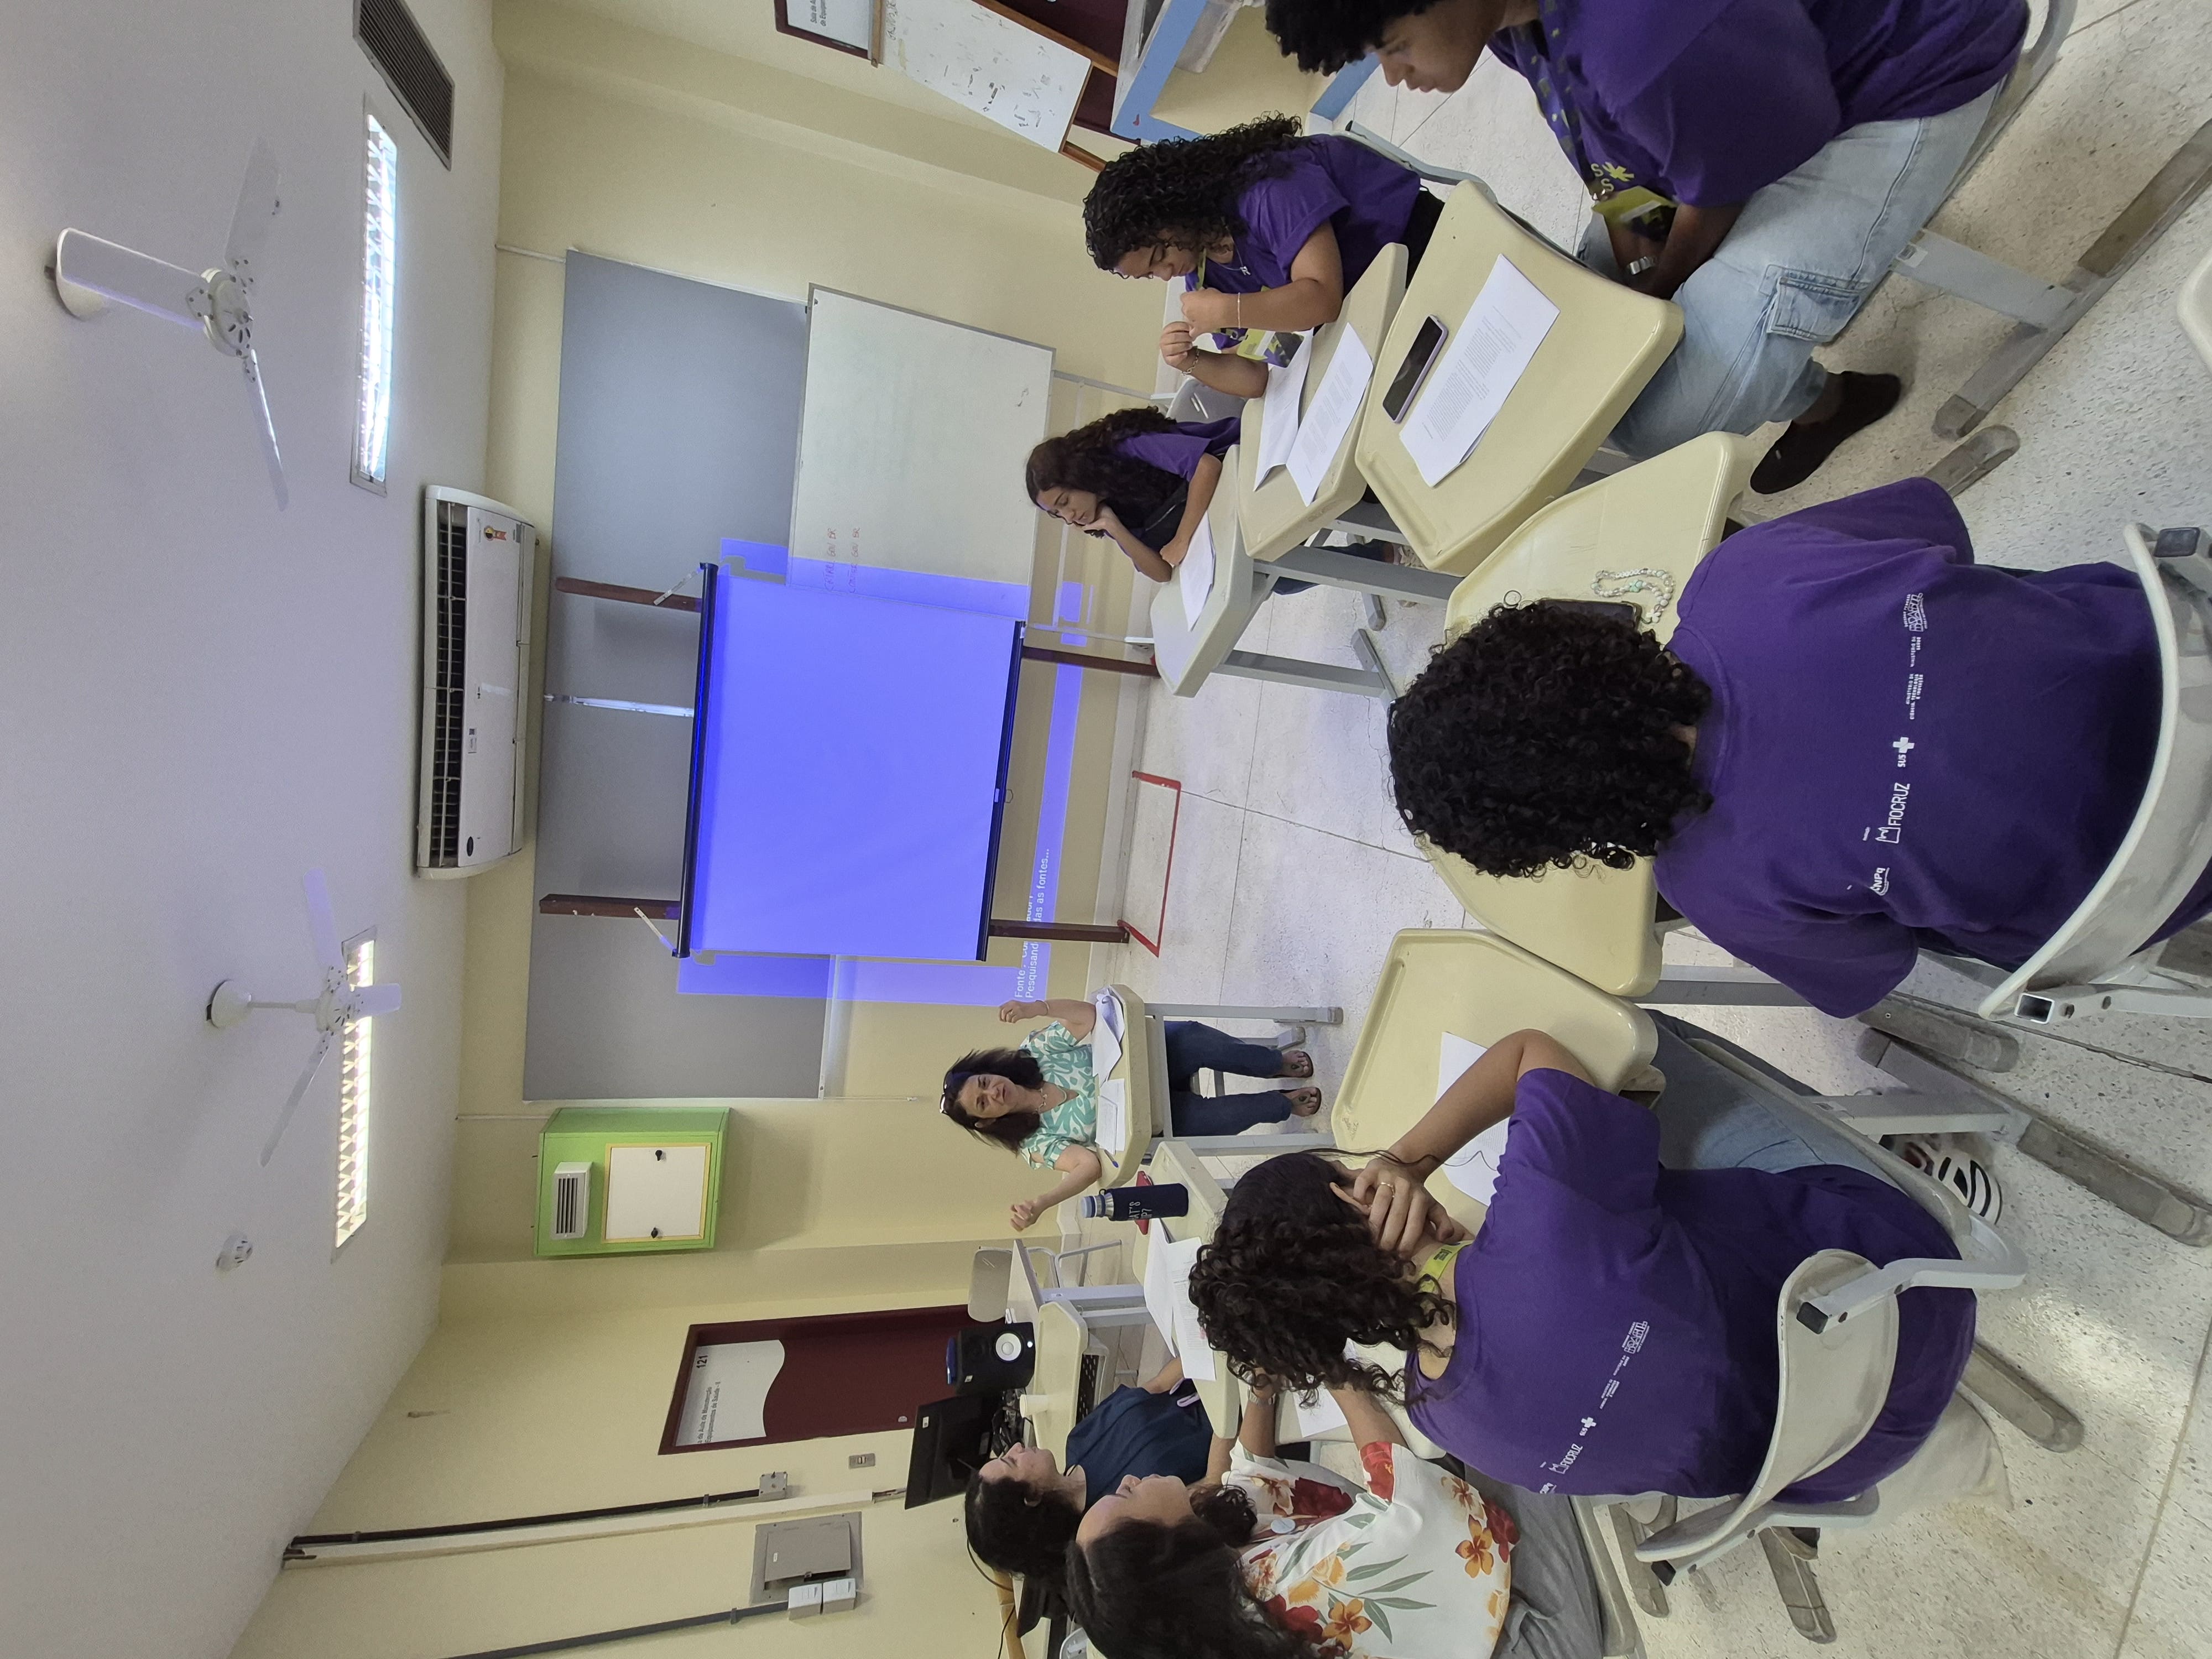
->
[[775, 0, 879, 58]]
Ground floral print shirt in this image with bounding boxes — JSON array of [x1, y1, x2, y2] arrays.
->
[[1015, 1021, 1100, 1170], [1238, 1443, 1514, 1659]]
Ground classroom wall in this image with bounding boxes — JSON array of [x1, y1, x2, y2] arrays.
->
[[1152, 6, 1330, 136]]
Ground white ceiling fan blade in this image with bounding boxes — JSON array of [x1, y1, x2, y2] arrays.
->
[[301, 869, 343, 973], [223, 140, 280, 283], [353, 983, 402, 1018], [242, 344, 288, 509], [54, 230, 204, 328], [260, 1027, 336, 1167]]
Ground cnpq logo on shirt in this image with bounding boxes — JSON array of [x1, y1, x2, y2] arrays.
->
[[1902, 593, 1928, 632]]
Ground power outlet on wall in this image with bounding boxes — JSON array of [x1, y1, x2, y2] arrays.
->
[[848, 1452, 875, 1468]]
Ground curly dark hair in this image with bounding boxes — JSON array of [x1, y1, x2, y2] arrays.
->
[[1083, 115, 1306, 270], [1064, 1498, 1306, 1659], [1025, 407, 1185, 530], [965, 1469, 1080, 1583], [1187, 1152, 1452, 1397], [1387, 601, 1713, 879], [941, 1047, 1046, 1153], [1264, 0, 1450, 73]]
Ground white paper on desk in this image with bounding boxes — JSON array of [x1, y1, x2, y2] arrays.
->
[[1287, 327, 1374, 505], [1291, 1386, 1348, 1438], [1176, 514, 1216, 614], [1253, 338, 1310, 484], [1436, 1031, 1510, 1204], [1088, 1023, 1123, 1088], [1095, 1077, 1129, 1155], [1093, 987, 1126, 1044], [1141, 1230, 1209, 1364], [1402, 257, 1560, 487]]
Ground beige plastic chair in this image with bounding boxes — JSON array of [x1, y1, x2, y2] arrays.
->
[[1238, 244, 1410, 562], [1415, 433, 1763, 997], [2184, 243, 2212, 371], [1335, 928, 1658, 1235], [1354, 182, 1681, 576]]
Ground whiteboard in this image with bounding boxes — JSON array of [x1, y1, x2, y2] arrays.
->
[[883, 0, 1089, 151], [790, 290, 1054, 589]]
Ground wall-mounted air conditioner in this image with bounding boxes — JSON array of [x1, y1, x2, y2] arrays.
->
[[416, 487, 535, 876]]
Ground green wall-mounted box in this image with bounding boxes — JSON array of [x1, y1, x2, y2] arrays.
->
[[534, 1107, 730, 1258]]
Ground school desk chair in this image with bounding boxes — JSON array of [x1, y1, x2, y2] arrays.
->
[[1353, 181, 1683, 576], [1418, 437, 2212, 1243]]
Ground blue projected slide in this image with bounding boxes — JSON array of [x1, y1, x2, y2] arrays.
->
[[681, 572, 1023, 961]]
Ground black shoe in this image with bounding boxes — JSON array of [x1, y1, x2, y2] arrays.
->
[[1749, 372, 1904, 495]]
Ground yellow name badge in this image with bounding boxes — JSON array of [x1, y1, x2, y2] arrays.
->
[[1592, 184, 1676, 226]]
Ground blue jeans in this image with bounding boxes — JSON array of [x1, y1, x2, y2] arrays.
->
[[1582, 86, 1999, 458], [1164, 1021, 1298, 1136], [1646, 1016, 1895, 1183]]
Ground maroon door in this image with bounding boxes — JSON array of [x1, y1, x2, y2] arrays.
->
[[660, 1306, 973, 1453]]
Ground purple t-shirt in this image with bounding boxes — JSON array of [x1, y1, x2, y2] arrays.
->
[[1656, 478, 2212, 1019], [1112, 416, 1240, 482], [1183, 136, 1423, 296], [1491, 0, 2027, 206], [1407, 1069, 1974, 1501]]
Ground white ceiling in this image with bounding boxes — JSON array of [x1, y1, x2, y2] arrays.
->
[[0, 1, 501, 1655]]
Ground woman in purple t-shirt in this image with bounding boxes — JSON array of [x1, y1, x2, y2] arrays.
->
[[1025, 407, 1392, 592], [1083, 116, 1440, 403], [1262, 0, 2028, 492], [1383, 478, 2212, 1016], [1187, 1022, 1976, 1501]]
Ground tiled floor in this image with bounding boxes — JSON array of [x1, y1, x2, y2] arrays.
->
[[1083, 8, 2212, 1656]]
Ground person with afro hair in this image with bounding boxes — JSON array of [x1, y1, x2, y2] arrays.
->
[[1385, 477, 2212, 1017], [1082, 115, 1441, 400], [1257, 0, 2029, 492]]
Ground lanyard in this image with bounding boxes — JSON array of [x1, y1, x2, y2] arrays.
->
[[1191, 258, 1301, 367], [1516, 1, 1677, 234]]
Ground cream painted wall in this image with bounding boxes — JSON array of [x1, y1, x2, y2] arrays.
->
[[1152, 7, 1329, 135]]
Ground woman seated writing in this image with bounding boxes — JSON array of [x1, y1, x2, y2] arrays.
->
[[1083, 115, 1441, 401], [1187, 1020, 1978, 1502], [1027, 409, 1394, 592], [942, 997, 1321, 1232], [1260, 0, 2028, 491], [1066, 1381, 1515, 1659], [1384, 478, 2212, 1018]]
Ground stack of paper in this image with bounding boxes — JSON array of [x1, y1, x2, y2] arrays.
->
[[1286, 329, 1375, 505], [1087, 995, 1123, 1083], [1176, 515, 1216, 613], [1436, 1031, 1510, 1203], [1253, 338, 1310, 485], [1401, 257, 1559, 487]]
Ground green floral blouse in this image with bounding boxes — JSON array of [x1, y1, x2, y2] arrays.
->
[[1016, 1020, 1099, 1170]]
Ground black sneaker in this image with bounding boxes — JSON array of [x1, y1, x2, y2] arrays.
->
[[1750, 372, 1905, 495]]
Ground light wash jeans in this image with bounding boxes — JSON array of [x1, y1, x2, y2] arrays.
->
[[1645, 1015, 1896, 1183], [1580, 86, 2001, 458]]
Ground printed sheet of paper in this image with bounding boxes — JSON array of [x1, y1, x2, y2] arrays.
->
[[1141, 1231, 1213, 1380], [1291, 1386, 1348, 1438], [1176, 513, 1216, 614], [1287, 327, 1375, 504], [1434, 1031, 1510, 1203], [1401, 258, 1559, 487], [1087, 990, 1124, 1083], [1095, 1077, 1129, 1156], [1253, 337, 1310, 484], [674, 1339, 785, 1446]]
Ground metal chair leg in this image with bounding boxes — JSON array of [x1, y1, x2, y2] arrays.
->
[[1757, 1528, 1837, 1644], [1963, 1343, 2085, 1452], [1606, 1500, 1674, 1618]]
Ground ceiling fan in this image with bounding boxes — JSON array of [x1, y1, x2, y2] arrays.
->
[[207, 870, 401, 1167], [48, 139, 289, 509]]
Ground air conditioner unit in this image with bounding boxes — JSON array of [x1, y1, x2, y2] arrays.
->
[[416, 487, 534, 875], [550, 1161, 592, 1240]]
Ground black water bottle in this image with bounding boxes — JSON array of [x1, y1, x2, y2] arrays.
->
[[1081, 1184, 1190, 1222]]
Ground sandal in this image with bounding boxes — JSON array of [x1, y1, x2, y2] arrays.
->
[[1285, 1087, 1323, 1117], [1276, 1049, 1314, 1079]]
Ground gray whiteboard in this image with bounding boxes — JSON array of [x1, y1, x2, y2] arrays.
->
[[789, 289, 1054, 590], [530, 253, 825, 1102]]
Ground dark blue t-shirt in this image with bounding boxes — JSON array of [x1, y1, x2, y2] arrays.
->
[[1407, 1069, 1974, 1501], [1066, 1381, 1214, 1500], [1657, 478, 2212, 1018]]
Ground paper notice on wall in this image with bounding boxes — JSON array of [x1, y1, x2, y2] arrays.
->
[[1287, 328, 1375, 504], [1253, 338, 1311, 484], [675, 1339, 786, 1447], [1096, 1077, 1129, 1153], [1177, 515, 1216, 614], [1401, 258, 1559, 486], [1435, 1031, 1509, 1204]]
